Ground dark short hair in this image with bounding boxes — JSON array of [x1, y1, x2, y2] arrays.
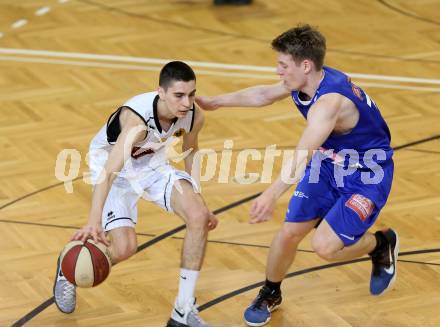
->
[[271, 24, 326, 70], [159, 61, 196, 90]]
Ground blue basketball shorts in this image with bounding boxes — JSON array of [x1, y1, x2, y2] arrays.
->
[[285, 159, 394, 246]]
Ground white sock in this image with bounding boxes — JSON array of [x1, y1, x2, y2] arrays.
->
[[177, 268, 199, 307]]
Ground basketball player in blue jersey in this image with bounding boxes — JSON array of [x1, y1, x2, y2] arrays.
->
[[196, 24, 398, 326], [54, 61, 217, 327]]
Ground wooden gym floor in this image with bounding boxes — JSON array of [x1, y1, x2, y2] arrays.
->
[[0, 0, 439, 326]]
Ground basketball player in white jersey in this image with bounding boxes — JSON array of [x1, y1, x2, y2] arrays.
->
[[53, 61, 217, 327]]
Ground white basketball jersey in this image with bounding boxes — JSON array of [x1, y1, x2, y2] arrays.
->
[[89, 91, 195, 185]]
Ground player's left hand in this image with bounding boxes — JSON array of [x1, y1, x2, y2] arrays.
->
[[249, 190, 277, 223], [207, 212, 218, 230]]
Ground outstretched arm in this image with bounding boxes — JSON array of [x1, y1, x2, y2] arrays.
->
[[196, 81, 290, 110]]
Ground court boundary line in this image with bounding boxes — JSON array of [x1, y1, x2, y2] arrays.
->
[[378, 0, 440, 26], [0, 177, 82, 211], [404, 148, 440, 155], [1, 53, 439, 92], [1, 48, 440, 85], [0, 217, 315, 253]]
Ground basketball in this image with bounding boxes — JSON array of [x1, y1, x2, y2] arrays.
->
[[60, 239, 112, 288]]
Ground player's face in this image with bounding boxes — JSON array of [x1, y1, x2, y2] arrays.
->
[[276, 53, 306, 91], [161, 80, 196, 118]]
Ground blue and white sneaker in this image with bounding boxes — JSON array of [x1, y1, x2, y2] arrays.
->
[[370, 229, 399, 296], [243, 286, 282, 326]]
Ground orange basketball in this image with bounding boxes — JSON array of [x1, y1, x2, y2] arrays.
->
[[60, 239, 111, 288]]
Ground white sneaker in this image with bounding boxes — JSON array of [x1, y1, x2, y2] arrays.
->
[[53, 256, 76, 313], [166, 298, 212, 327]]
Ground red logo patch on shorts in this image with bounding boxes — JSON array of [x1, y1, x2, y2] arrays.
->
[[345, 194, 374, 222]]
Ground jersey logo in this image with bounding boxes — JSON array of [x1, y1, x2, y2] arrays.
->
[[351, 84, 363, 101], [294, 191, 309, 199], [131, 146, 155, 159], [173, 128, 186, 137], [345, 194, 374, 222]]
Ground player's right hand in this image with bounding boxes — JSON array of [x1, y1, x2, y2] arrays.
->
[[249, 191, 276, 224], [195, 96, 220, 111], [72, 223, 110, 246]]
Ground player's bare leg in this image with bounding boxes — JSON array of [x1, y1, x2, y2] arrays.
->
[[266, 219, 320, 281], [107, 227, 138, 264], [311, 219, 375, 261], [167, 180, 214, 327], [244, 219, 319, 326]]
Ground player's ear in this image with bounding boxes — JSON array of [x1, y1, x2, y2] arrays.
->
[[158, 86, 166, 100], [303, 60, 312, 74]]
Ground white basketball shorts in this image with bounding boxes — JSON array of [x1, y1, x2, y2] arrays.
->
[[89, 161, 198, 231]]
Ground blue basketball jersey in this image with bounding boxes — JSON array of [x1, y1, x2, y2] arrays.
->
[[291, 66, 393, 168]]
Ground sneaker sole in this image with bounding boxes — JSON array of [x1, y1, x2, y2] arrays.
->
[[244, 303, 281, 327], [166, 318, 188, 327]]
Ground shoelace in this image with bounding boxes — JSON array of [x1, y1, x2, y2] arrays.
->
[[63, 282, 75, 298], [252, 288, 272, 310], [58, 280, 76, 301]]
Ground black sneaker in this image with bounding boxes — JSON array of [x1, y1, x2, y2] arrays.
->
[[243, 286, 282, 326], [370, 229, 399, 295]]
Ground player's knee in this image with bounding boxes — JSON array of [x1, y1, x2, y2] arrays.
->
[[110, 241, 137, 263], [279, 224, 307, 245], [185, 206, 210, 231], [311, 239, 336, 261]]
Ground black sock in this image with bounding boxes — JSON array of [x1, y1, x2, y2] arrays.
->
[[369, 231, 388, 256], [265, 279, 281, 294]]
